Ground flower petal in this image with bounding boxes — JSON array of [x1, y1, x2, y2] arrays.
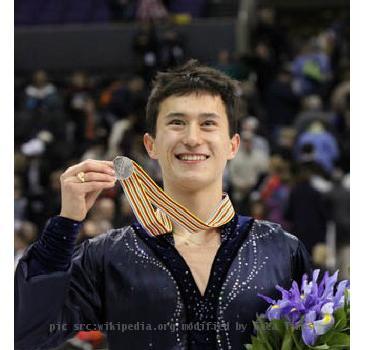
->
[[313, 313, 334, 335], [302, 323, 317, 346], [257, 293, 276, 305]]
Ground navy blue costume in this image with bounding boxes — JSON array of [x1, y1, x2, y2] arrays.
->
[[15, 215, 311, 350]]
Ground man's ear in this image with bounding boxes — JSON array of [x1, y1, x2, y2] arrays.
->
[[227, 133, 240, 160], [143, 133, 158, 159]]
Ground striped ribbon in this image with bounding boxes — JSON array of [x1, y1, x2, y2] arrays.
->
[[113, 156, 235, 237]]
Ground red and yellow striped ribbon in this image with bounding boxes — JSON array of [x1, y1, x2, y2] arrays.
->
[[114, 156, 235, 237]]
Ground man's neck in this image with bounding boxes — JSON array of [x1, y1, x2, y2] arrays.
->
[[163, 181, 223, 240], [164, 184, 223, 221]]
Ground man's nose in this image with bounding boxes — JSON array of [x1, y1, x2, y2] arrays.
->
[[183, 124, 203, 147]]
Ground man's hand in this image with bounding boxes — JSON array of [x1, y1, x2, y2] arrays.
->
[[59, 159, 116, 221]]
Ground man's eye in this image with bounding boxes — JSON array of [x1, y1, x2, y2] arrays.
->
[[169, 119, 184, 125], [202, 120, 217, 126]]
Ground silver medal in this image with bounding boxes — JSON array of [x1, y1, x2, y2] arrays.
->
[[113, 156, 134, 180]]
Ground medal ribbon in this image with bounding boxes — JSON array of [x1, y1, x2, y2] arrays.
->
[[114, 156, 235, 237]]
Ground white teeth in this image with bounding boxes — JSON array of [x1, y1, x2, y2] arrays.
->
[[179, 155, 207, 161]]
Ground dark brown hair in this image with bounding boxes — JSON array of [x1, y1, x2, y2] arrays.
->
[[146, 59, 241, 137]]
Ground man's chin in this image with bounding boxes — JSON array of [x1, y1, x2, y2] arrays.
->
[[172, 174, 213, 190]]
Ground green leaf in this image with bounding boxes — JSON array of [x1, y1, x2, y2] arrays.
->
[[333, 308, 347, 331], [318, 331, 335, 344], [251, 336, 268, 350], [253, 319, 274, 350], [291, 329, 305, 350], [271, 319, 287, 338], [326, 333, 350, 347], [310, 345, 330, 349], [281, 330, 293, 350]]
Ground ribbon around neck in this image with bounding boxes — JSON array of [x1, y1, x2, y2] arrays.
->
[[113, 156, 235, 237]]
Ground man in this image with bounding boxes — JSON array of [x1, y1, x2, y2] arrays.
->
[[15, 60, 311, 350]]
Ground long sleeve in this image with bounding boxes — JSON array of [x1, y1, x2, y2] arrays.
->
[[15, 217, 106, 350], [27, 216, 82, 277], [291, 238, 313, 284]]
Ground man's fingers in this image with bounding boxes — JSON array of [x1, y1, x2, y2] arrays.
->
[[80, 181, 116, 193], [63, 177, 116, 193], [63, 159, 115, 178], [74, 172, 116, 183]]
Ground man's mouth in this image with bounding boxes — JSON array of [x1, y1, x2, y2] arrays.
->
[[175, 153, 210, 161]]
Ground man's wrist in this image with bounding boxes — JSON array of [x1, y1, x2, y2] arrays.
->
[[57, 214, 84, 225]]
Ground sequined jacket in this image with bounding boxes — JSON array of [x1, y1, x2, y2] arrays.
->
[[15, 216, 311, 350]]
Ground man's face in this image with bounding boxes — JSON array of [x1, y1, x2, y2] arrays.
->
[[144, 93, 240, 191]]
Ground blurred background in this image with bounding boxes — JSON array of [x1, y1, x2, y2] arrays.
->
[[14, 0, 349, 348]]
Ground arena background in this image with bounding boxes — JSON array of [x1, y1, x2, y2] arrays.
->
[[14, 1, 350, 349]]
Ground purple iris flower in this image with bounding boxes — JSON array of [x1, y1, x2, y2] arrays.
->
[[302, 302, 335, 346], [302, 310, 317, 345], [258, 269, 349, 346], [333, 280, 350, 309]]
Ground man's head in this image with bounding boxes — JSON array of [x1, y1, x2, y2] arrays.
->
[[143, 60, 241, 192], [146, 59, 240, 138]]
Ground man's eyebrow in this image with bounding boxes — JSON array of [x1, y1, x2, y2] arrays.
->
[[164, 112, 187, 119], [198, 113, 220, 119], [164, 112, 220, 119]]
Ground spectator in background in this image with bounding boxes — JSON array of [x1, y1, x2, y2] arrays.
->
[[293, 94, 334, 134], [330, 76, 350, 172], [292, 39, 332, 97], [68, 95, 108, 158], [294, 120, 339, 176], [132, 22, 160, 81], [248, 196, 267, 221], [328, 171, 350, 279], [64, 71, 94, 143], [106, 114, 136, 159], [241, 116, 270, 157], [270, 127, 297, 162], [17, 70, 66, 150], [228, 130, 269, 212], [65, 71, 93, 111], [259, 154, 291, 230], [285, 155, 329, 256], [265, 64, 300, 134], [24, 70, 59, 111], [159, 29, 186, 69], [101, 76, 146, 120], [214, 49, 244, 80], [249, 41, 277, 100], [252, 6, 290, 65]]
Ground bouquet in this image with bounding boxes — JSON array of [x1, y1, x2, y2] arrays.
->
[[245, 270, 350, 349]]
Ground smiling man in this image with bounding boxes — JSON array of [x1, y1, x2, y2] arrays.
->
[[15, 60, 311, 350]]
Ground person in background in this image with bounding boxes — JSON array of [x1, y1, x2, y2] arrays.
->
[[241, 116, 270, 157], [294, 120, 339, 176], [24, 70, 59, 111], [228, 130, 269, 213], [285, 151, 329, 256], [259, 154, 291, 230]]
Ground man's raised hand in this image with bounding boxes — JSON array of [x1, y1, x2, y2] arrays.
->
[[59, 159, 116, 221]]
